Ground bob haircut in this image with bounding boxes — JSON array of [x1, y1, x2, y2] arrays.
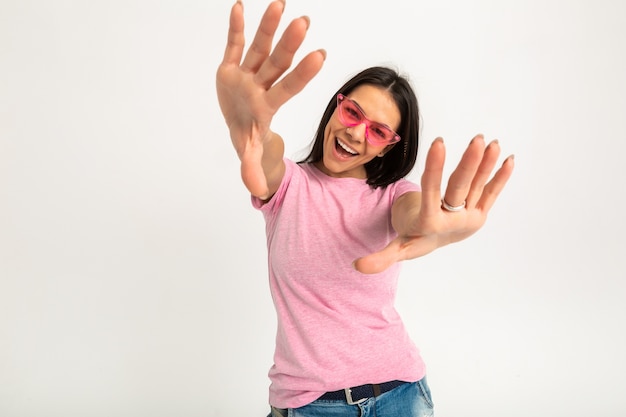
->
[[299, 66, 420, 189]]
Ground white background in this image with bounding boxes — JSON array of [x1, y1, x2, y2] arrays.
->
[[1, 0, 625, 416]]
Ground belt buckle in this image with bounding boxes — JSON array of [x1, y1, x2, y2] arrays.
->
[[345, 387, 367, 405]]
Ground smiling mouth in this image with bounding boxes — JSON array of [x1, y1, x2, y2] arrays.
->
[[335, 138, 359, 157]]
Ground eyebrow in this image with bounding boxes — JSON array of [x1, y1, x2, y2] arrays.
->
[[349, 97, 395, 130]]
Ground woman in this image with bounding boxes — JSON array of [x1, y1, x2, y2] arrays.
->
[[216, 1, 514, 416]]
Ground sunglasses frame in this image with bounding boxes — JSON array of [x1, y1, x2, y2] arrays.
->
[[336, 93, 401, 146]]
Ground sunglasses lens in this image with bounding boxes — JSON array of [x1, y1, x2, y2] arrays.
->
[[341, 100, 362, 124], [368, 124, 394, 145]]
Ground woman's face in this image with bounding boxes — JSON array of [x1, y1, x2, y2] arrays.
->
[[314, 84, 401, 179]]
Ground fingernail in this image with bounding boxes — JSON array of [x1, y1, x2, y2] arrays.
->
[[433, 137, 444, 146], [318, 48, 327, 60], [301, 15, 310, 29]]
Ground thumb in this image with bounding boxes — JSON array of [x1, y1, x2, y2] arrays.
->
[[353, 239, 404, 275], [240, 145, 269, 199]]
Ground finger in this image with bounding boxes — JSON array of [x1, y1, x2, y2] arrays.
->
[[465, 139, 501, 208], [353, 240, 404, 275], [221, 0, 246, 66], [354, 235, 439, 274], [443, 134, 485, 208], [419, 138, 445, 216], [476, 155, 515, 212], [240, 143, 270, 199], [255, 15, 310, 89], [241, 0, 285, 73], [266, 49, 326, 109]]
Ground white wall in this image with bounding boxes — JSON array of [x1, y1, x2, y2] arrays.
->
[[1, 0, 625, 416]]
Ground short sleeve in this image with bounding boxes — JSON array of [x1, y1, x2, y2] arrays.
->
[[251, 158, 296, 213], [391, 178, 421, 204]]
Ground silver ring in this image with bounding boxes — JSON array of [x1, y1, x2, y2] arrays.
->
[[441, 198, 466, 212]]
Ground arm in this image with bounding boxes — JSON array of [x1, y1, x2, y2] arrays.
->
[[216, 0, 325, 200], [354, 135, 515, 274]]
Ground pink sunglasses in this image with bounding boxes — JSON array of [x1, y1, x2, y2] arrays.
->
[[336, 93, 401, 146]]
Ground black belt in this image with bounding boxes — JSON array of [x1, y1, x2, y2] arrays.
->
[[318, 380, 407, 405]]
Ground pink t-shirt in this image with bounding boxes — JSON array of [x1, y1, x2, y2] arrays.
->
[[252, 159, 426, 408]]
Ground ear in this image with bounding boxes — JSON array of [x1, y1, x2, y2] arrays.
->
[[377, 144, 395, 157]]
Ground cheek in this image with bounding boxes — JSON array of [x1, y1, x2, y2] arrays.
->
[[324, 119, 342, 142], [323, 124, 332, 147]]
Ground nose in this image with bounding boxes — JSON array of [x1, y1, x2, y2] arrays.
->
[[347, 122, 367, 142]]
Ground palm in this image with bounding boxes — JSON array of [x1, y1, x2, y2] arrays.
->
[[354, 136, 515, 274], [216, 65, 276, 143]]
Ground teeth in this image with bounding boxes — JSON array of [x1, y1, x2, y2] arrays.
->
[[337, 139, 358, 155]]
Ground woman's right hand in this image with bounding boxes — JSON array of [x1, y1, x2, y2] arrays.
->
[[216, 0, 326, 198]]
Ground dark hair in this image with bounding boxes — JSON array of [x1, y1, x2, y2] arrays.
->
[[299, 66, 420, 188]]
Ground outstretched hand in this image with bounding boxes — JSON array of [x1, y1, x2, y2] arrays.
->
[[216, 0, 326, 198], [353, 135, 515, 274]]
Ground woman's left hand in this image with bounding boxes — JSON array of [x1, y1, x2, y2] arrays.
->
[[353, 134, 515, 274]]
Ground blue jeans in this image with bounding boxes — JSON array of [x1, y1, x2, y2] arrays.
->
[[268, 377, 434, 417]]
